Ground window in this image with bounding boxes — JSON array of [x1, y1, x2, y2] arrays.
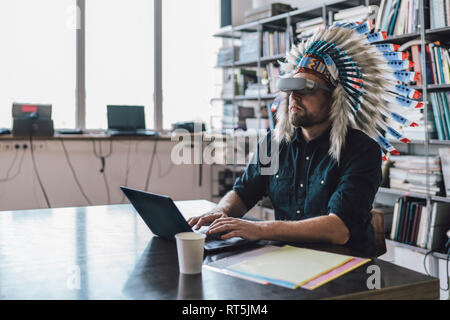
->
[[162, 0, 222, 129], [0, 0, 76, 129], [85, 0, 154, 129], [0, 0, 221, 130]]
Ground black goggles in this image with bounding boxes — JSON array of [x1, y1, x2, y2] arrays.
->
[[277, 77, 333, 95]]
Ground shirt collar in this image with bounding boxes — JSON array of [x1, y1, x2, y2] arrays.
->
[[293, 124, 332, 147]]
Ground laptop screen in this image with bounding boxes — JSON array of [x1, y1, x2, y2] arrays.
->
[[107, 105, 146, 130]]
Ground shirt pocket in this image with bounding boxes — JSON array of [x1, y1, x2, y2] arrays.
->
[[269, 172, 292, 207], [307, 174, 332, 215]]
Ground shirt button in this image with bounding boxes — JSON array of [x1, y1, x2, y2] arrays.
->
[[300, 183, 304, 188], [276, 175, 279, 179], [305, 156, 310, 160], [321, 180, 324, 184], [296, 210, 301, 215]]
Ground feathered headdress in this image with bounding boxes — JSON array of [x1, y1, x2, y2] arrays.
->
[[274, 21, 423, 163]]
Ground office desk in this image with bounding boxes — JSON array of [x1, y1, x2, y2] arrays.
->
[[0, 202, 439, 300]]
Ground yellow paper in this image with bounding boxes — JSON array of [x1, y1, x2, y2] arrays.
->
[[227, 245, 353, 288]]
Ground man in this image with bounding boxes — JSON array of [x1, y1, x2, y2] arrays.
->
[[189, 72, 381, 257], [188, 25, 418, 257]]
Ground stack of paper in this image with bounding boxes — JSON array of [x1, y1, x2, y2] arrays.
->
[[204, 245, 371, 290]]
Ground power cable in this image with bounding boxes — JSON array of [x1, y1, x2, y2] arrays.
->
[[144, 138, 158, 191], [91, 137, 113, 204], [29, 133, 51, 208], [60, 137, 93, 206], [0, 147, 22, 182], [120, 140, 134, 203]]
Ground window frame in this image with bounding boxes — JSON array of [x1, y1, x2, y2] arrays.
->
[[75, 0, 162, 131]]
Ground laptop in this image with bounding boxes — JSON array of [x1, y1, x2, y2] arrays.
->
[[120, 186, 253, 252], [107, 105, 157, 136]]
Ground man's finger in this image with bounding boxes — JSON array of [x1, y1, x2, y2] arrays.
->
[[207, 223, 234, 235], [221, 230, 240, 240], [187, 217, 199, 227], [209, 217, 233, 229], [194, 214, 220, 230]]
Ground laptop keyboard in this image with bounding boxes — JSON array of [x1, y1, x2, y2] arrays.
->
[[197, 227, 227, 242]]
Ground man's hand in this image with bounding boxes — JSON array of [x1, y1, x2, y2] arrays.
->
[[187, 210, 228, 230], [206, 217, 265, 241]]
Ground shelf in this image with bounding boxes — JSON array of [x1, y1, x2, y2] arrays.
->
[[386, 239, 430, 254], [234, 94, 277, 101], [425, 26, 450, 40], [373, 32, 421, 45], [388, 139, 450, 145], [211, 94, 277, 102], [213, 2, 331, 38], [430, 139, 450, 145], [431, 195, 450, 203], [411, 84, 450, 91], [216, 54, 285, 68], [378, 187, 428, 199], [378, 187, 450, 203]]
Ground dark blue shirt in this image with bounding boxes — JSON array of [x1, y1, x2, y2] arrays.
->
[[233, 125, 382, 257]]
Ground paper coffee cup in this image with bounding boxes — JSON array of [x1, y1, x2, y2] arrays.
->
[[175, 232, 206, 275]]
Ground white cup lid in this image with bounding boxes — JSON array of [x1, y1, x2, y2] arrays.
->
[[175, 232, 206, 240]]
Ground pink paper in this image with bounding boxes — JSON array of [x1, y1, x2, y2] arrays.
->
[[301, 257, 371, 290]]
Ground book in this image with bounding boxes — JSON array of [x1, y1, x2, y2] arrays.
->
[[430, 0, 447, 29], [393, 0, 407, 35], [438, 148, 450, 197], [410, 45, 422, 85], [296, 17, 324, 29], [439, 92, 450, 139], [381, 0, 394, 32], [430, 92, 446, 140], [244, 3, 295, 23], [375, 0, 387, 31], [447, 0, 450, 26], [416, 205, 428, 247], [426, 202, 450, 250], [390, 198, 401, 240], [388, 0, 401, 36], [388, 197, 437, 247], [226, 245, 354, 289], [334, 5, 378, 21], [239, 33, 260, 62]]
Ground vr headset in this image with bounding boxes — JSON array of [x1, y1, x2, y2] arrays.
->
[[277, 77, 333, 95]]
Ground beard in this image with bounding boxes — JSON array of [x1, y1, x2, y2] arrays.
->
[[288, 104, 330, 128]]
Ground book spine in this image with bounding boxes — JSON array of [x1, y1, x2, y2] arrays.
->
[[429, 43, 438, 84], [439, 92, 450, 138], [411, 204, 421, 244], [391, 199, 400, 240], [443, 50, 450, 83], [426, 203, 437, 250], [411, 45, 423, 85], [388, 0, 401, 35], [416, 205, 426, 247], [381, 0, 394, 31], [396, 197, 405, 241], [436, 46, 445, 84], [447, 0, 450, 26], [375, 0, 386, 31], [430, 93, 444, 140], [436, 92, 449, 139], [401, 201, 411, 242]]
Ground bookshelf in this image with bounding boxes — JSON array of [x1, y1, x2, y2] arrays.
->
[[213, 0, 450, 200], [213, 0, 450, 298]]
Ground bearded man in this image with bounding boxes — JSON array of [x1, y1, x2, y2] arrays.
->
[[188, 24, 420, 257]]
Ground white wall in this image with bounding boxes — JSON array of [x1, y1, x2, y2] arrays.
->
[[0, 139, 213, 211]]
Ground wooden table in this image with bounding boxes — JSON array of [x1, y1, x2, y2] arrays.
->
[[0, 202, 439, 300]]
